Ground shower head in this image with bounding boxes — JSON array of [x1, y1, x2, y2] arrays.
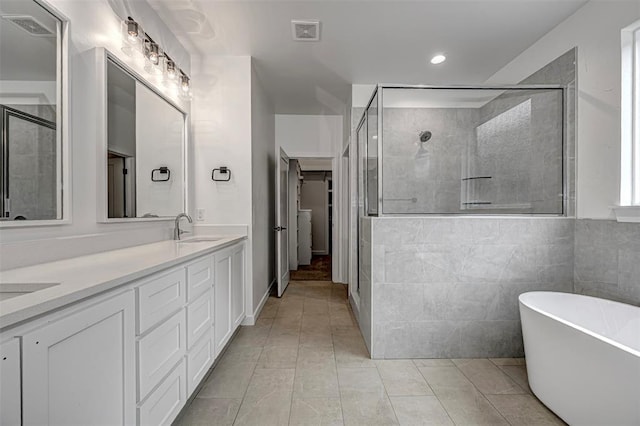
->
[[419, 130, 432, 143]]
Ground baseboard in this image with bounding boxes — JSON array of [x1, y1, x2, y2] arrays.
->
[[242, 278, 276, 325]]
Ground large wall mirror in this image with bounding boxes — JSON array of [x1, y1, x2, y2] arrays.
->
[[100, 51, 186, 221], [0, 0, 66, 224]]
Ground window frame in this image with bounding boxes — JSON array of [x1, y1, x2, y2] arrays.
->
[[616, 20, 640, 222]]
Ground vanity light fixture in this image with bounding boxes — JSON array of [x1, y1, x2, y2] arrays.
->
[[121, 16, 192, 100]]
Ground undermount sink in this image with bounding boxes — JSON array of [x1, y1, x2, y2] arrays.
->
[[177, 237, 224, 244], [0, 282, 61, 301]]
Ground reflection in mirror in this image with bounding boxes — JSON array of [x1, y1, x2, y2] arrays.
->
[[0, 0, 62, 221], [106, 57, 185, 219]]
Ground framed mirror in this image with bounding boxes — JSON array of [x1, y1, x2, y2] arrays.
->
[[0, 0, 68, 225], [97, 49, 186, 222]]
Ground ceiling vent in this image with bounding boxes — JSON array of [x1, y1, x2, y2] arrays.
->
[[2, 15, 54, 37], [291, 20, 320, 42]]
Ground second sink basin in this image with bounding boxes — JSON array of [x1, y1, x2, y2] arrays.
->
[[0, 282, 61, 301]]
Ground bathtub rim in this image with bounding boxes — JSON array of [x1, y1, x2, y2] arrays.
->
[[519, 291, 640, 358]]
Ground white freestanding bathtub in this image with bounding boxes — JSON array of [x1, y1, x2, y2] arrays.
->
[[519, 292, 640, 426]]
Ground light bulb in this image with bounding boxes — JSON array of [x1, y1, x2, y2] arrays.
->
[[430, 54, 446, 65], [166, 60, 178, 80], [180, 75, 190, 93], [126, 20, 139, 44], [146, 42, 159, 65]]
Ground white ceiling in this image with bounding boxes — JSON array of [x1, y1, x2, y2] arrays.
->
[[149, 0, 587, 115], [0, 0, 58, 81]]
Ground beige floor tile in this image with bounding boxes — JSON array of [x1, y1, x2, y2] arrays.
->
[[389, 396, 454, 426], [259, 304, 279, 319], [375, 360, 434, 396], [303, 300, 331, 315], [341, 394, 399, 426], [412, 359, 455, 368], [265, 327, 300, 347], [497, 364, 532, 394], [293, 368, 341, 399], [197, 362, 256, 398], [296, 345, 336, 371], [256, 346, 299, 369], [175, 398, 242, 426], [234, 368, 296, 425], [254, 316, 275, 327], [337, 367, 386, 398], [417, 366, 475, 392], [452, 359, 525, 395], [300, 330, 334, 347], [232, 325, 271, 347], [486, 394, 566, 425], [233, 391, 293, 426], [435, 386, 509, 426], [218, 345, 262, 366], [489, 358, 526, 366], [301, 314, 332, 331], [333, 337, 375, 368], [289, 398, 344, 426]]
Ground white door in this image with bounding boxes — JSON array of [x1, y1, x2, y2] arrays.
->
[[276, 148, 290, 297]]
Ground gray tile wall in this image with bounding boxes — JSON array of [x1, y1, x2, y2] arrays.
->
[[574, 219, 640, 305], [5, 104, 58, 220], [358, 217, 373, 353], [368, 217, 575, 359]]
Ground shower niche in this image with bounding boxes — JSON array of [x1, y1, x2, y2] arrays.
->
[[357, 85, 566, 216]]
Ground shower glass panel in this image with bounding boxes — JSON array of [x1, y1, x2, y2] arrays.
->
[[365, 93, 378, 216], [379, 86, 565, 215]]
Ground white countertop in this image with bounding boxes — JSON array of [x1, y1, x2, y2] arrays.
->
[[0, 236, 246, 331]]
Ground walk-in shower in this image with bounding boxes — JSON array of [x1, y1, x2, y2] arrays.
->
[[351, 52, 575, 358], [356, 85, 566, 216]]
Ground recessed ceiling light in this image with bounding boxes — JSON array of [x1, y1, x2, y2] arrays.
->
[[430, 54, 446, 65]]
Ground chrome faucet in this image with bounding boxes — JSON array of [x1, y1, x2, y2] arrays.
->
[[174, 213, 193, 240]]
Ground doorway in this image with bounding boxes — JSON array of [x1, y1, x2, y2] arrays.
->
[[288, 158, 333, 281]]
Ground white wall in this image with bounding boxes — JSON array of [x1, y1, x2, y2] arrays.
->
[[0, 0, 191, 270], [487, 0, 640, 219], [276, 115, 343, 158], [250, 61, 276, 311], [300, 179, 329, 255]]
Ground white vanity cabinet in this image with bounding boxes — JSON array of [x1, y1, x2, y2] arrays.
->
[[0, 239, 246, 426], [21, 290, 136, 426], [0, 338, 21, 426], [213, 242, 246, 354]]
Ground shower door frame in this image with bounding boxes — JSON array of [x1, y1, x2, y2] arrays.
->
[[372, 84, 569, 217]]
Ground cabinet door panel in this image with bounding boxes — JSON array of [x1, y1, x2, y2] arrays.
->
[[22, 291, 136, 426], [137, 268, 186, 334], [187, 255, 213, 302], [0, 338, 21, 426], [186, 289, 213, 350], [187, 334, 214, 395], [214, 251, 231, 353], [231, 244, 245, 328], [138, 310, 185, 401], [138, 360, 186, 426]]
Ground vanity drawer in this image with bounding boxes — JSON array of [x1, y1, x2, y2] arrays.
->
[[187, 333, 215, 396], [187, 256, 214, 302], [138, 310, 186, 401], [138, 360, 187, 426], [137, 268, 186, 334], [186, 289, 213, 350]]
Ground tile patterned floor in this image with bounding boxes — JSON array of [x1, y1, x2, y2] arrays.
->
[[175, 281, 565, 426]]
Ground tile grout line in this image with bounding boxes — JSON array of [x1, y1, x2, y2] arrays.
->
[[410, 359, 458, 426], [449, 358, 515, 426]]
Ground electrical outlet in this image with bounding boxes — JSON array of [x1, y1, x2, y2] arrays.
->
[[196, 208, 205, 221]]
